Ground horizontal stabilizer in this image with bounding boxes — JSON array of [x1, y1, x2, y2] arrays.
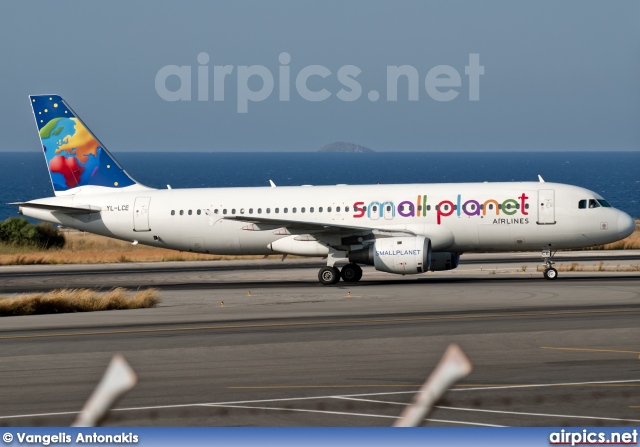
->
[[10, 202, 102, 214]]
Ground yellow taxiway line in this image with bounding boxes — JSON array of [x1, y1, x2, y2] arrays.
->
[[1, 308, 639, 340], [541, 346, 640, 359]]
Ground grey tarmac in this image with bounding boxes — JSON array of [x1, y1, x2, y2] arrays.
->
[[0, 251, 639, 427]]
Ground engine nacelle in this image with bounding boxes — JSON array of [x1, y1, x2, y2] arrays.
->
[[430, 252, 460, 271], [349, 236, 431, 274]]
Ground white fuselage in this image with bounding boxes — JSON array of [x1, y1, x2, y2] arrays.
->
[[20, 181, 634, 256]]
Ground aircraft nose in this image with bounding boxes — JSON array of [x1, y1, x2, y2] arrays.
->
[[617, 212, 635, 239]]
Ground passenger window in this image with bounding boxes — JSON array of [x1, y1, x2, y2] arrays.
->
[[589, 199, 600, 209], [386, 205, 391, 212], [179, 210, 184, 215], [197, 209, 201, 215], [292, 207, 297, 213], [427, 205, 431, 211], [258, 208, 262, 214], [310, 207, 314, 213], [171, 210, 175, 216], [345, 206, 349, 212], [525, 204, 529, 209], [301, 207, 305, 213], [371, 206, 377, 212], [319, 207, 323, 212], [275, 208, 280, 213], [266, 208, 271, 213], [284, 208, 288, 213], [578, 200, 587, 209], [214, 209, 219, 214], [488, 204, 493, 210], [223, 209, 227, 215], [328, 207, 332, 212], [336, 206, 341, 212], [232, 209, 236, 214], [249, 208, 253, 214], [188, 210, 192, 215], [240, 208, 245, 214]]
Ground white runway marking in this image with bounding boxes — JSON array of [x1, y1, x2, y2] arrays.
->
[[435, 406, 640, 423], [204, 404, 504, 427], [203, 404, 396, 420], [0, 410, 79, 420], [333, 396, 407, 406], [425, 419, 505, 427], [1, 378, 637, 424], [450, 378, 640, 392]]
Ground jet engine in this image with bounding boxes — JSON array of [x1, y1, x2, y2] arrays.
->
[[349, 236, 431, 274]]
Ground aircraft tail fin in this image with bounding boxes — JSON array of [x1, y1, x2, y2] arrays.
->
[[29, 95, 141, 196]]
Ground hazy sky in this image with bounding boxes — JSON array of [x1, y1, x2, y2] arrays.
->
[[2, 1, 639, 152]]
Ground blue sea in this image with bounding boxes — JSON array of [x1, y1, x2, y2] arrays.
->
[[1, 152, 638, 220]]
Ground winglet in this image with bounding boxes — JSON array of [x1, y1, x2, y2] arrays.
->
[[538, 175, 545, 183], [269, 180, 276, 188]]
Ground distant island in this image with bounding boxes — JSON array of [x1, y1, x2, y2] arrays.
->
[[318, 142, 375, 153]]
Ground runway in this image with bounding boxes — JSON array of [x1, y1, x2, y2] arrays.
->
[[0, 252, 639, 427], [0, 250, 639, 293]]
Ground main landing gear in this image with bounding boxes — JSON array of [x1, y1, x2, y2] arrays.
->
[[318, 263, 363, 285], [541, 249, 558, 280]]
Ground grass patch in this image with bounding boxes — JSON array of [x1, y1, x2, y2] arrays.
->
[[0, 232, 274, 265], [0, 218, 636, 265], [0, 288, 160, 317], [536, 263, 640, 273]]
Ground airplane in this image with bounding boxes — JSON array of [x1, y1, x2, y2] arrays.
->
[[12, 95, 636, 284]]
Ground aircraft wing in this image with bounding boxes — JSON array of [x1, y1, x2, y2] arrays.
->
[[10, 202, 102, 215], [222, 215, 414, 236]]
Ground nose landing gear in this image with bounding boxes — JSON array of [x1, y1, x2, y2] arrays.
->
[[541, 249, 558, 280]]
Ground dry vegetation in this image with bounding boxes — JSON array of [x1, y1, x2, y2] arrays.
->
[[0, 288, 160, 317], [0, 231, 269, 265], [0, 220, 638, 266], [536, 262, 640, 272]]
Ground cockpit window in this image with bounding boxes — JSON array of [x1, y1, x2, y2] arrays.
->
[[597, 199, 611, 207], [578, 200, 587, 209], [588, 199, 600, 209]]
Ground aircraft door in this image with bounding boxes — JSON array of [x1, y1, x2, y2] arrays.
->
[[331, 202, 346, 221], [133, 197, 151, 231], [367, 202, 381, 220], [382, 202, 395, 220], [537, 189, 556, 225]]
